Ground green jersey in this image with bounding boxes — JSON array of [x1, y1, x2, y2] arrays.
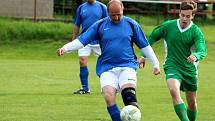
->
[[148, 19, 207, 75]]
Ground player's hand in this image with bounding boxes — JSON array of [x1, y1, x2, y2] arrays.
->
[[57, 48, 66, 56], [153, 67, 160, 75], [138, 57, 146, 69], [187, 55, 197, 63]]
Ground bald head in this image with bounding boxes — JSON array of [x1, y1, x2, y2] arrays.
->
[[87, 0, 95, 4], [108, 0, 124, 24], [107, 0, 123, 12]]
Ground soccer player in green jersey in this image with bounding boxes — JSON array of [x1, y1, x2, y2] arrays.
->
[[139, 0, 207, 121]]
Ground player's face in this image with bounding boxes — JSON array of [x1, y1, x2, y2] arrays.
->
[[109, 12, 123, 24], [179, 10, 194, 29], [108, 3, 123, 24]]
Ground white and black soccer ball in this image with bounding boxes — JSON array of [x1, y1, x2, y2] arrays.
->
[[120, 105, 141, 121]]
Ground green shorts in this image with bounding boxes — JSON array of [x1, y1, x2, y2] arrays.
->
[[164, 67, 198, 92]]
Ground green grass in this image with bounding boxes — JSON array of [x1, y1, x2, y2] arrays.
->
[[0, 18, 72, 41], [0, 41, 214, 121], [0, 17, 214, 120]]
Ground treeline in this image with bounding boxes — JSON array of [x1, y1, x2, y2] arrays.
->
[[53, 0, 163, 17], [54, 0, 109, 18], [53, 0, 213, 21]]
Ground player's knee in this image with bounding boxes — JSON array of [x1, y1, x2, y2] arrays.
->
[[187, 99, 197, 110], [121, 87, 138, 108], [79, 57, 88, 66], [169, 88, 180, 99], [102, 88, 117, 106]]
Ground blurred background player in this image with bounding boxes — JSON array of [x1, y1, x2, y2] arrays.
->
[[57, 1, 160, 120], [74, 0, 84, 14], [139, 0, 207, 120], [72, 0, 108, 94]]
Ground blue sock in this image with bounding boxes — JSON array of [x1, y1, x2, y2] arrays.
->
[[79, 66, 89, 91], [107, 104, 122, 121]]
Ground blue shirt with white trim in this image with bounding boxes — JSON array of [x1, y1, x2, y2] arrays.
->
[[74, 1, 107, 45], [78, 16, 149, 76]]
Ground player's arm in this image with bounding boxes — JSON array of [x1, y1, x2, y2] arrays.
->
[[148, 23, 166, 45], [100, 3, 108, 18], [132, 22, 160, 75], [57, 21, 100, 56], [57, 39, 84, 56], [72, 25, 80, 40], [140, 23, 166, 59], [139, 22, 167, 68], [103, 7, 108, 18], [140, 46, 160, 75], [72, 6, 81, 41], [189, 27, 207, 62]]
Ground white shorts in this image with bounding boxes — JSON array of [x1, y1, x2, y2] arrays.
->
[[100, 67, 137, 91], [78, 44, 101, 57]]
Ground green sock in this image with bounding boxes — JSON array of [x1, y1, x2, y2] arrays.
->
[[174, 103, 190, 121], [187, 109, 197, 121]]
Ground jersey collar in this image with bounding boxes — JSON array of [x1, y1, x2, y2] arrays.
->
[[177, 19, 193, 33]]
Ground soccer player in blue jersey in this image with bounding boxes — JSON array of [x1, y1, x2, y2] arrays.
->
[[57, 0, 160, 120], [72, 0, 108, 94]]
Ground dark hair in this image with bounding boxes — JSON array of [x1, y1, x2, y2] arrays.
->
[[180, 0, 197, 14]]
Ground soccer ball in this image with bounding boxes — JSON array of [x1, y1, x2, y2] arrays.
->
[[120, 105, 141, 121]]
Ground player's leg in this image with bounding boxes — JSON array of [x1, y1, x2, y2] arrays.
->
[[183, 74, 198, 121], [79, 56, 89, 91], [165, 68, 189, 121], [74, 45, 91, 94], [100, 69, 121, 121], [167, 78, 183, 104], [186, 91, 197, 121], [119, 67, 138, 108], [103, 86, 121, 121], [167, 78, 189, 121]]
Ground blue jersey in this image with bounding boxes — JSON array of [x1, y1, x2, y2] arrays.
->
[[78, 16, 149, 76], [74, 1, 107, 33], [74, 1, 107, 45]]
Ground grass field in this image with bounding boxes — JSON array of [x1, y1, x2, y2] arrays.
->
[[0, 16, 214, 121], [0, 41, 214, 121]]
